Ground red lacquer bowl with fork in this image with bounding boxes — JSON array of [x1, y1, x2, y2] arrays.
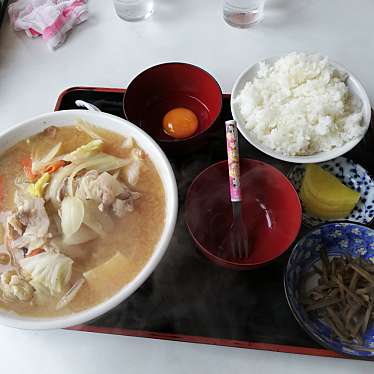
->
[[185, 158, 302, 270]]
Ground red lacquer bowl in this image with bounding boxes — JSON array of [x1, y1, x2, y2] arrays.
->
[[185, 159, 302, 270], [123, 62, 222, 153]]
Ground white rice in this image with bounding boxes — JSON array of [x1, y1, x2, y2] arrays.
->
[[234, 52, 364, 156]]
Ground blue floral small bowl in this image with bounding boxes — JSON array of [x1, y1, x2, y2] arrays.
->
[[288, 157, 374, 226], [284, 222, 374, 358]]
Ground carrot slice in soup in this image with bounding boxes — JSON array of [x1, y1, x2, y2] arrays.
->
[[44, 160, 66, 174], [21, 157, 38, 182], [26, 248, 45, 257]]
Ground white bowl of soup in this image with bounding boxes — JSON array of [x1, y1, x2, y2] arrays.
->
[[0, 110, 178, 329]]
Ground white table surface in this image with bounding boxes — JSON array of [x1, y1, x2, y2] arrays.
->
[[0, 0, 374, 372]]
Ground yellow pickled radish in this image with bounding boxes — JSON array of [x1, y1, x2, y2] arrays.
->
[[303, 165, 360, 205], [300, 185, 354, 219], [300, 164, 360, 219], [301, 180, 356, 211]]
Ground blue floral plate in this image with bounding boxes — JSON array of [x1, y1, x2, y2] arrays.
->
[[288, 157, 374, 226], [284, 222, 374, 358]]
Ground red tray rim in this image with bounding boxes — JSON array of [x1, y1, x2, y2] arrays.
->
[[55, 85, 350, 361]]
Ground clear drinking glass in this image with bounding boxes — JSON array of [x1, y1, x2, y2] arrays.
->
[[223, 0, 265, 28], [113, 0, 154, 22]]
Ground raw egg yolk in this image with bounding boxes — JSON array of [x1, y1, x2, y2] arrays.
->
[[162, 107, 198, 139]]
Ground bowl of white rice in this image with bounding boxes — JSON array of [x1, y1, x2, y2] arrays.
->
[[231, 53, 371, 163]]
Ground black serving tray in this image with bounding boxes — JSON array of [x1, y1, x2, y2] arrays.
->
[[55, 86, 374, 360]]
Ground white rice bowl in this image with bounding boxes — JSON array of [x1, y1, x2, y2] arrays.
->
[[231, 53, 371, 163]]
